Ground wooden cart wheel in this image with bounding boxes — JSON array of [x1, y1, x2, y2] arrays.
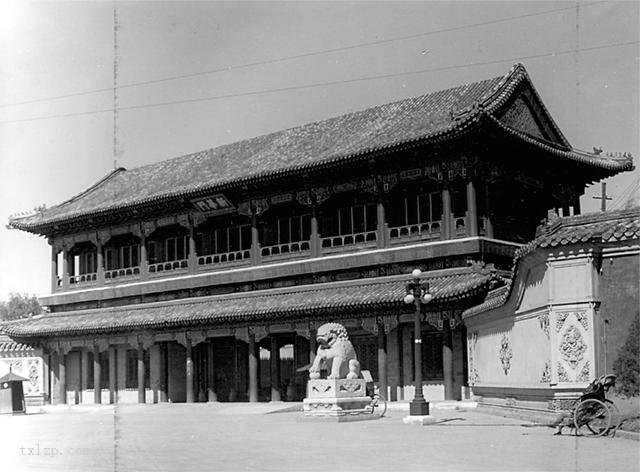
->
[[573, 399, 612, 437]]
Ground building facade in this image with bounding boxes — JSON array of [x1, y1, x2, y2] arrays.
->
[[5, 64, 632, 406]]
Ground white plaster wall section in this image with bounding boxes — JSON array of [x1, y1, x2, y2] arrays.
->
[[516, 257, 549, 314], [548, 249, 599, 305], [474, 323, 514, 385], [508, 310, 549, 384]]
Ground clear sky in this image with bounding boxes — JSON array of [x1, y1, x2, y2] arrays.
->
[[0, 1, 638, 302]]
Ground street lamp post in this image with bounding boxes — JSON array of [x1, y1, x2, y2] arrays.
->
[[404, 268, 433, 416]]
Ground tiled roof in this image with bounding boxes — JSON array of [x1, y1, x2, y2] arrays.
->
[[535, 207, 640, 247], [3, 268, 497, 338], [0, 334, 36, 353], [0, 371, 30, 383], [463, 207, 640, 318], [9, 63, 632, 235]]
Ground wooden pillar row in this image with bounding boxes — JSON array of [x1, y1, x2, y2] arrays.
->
[[58, 352, 67, 405], [466, 180, 478, 237], [50, 245, 58, 293], [442, 320, 454, 401], [248, 333, 259, 403], [377, 324, 388, 399], [251, 212, 260, 265], [270, 335, 281, 402], [108, 346, 117, 404], [186, 338, 194, 403], [442, 188, 452, 240], [93, 345, 101, 404], [310, 205, 320, 258], [137, 344, 145, 404]]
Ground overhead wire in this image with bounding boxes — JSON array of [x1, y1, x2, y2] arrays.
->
[[0, 1, 607, 109], [0, 39, 637, 125]]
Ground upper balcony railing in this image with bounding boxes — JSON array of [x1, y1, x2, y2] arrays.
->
[[149, 259, 189, 275], [261, 240, 311, 260], [388, 220, 442, 244], [320, 231, 377, 253], [53, 200, 489, 292], [198, 250, 251, 268]]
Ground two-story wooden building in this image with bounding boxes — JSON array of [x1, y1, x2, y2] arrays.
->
[[5, 63, 632, 405]]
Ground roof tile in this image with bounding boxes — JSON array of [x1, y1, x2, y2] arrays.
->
[[4, 269, 496, 338]]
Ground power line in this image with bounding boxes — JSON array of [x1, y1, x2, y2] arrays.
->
[[1, 39, 638, 125], [0, 1, 607, 109], [610, 179, 640, 209]]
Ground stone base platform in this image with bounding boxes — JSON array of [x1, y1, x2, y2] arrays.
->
[[402, 415, 437, 425], [302, 378, 377, 422]]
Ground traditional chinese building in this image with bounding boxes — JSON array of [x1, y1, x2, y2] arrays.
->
[[4, 63, 633, 406]]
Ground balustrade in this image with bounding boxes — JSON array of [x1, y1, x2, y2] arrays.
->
[[148, 259, 188, 274], [320, 231, 377, 252], [69, 273, 97, 285], [388, 220, 442, 243], [104, 266, 141, 282], [197, 250, 251, 267], [454, 217, 468, 237], [261, 240, 311, 259]]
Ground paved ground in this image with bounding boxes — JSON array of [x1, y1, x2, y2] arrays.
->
[[0, 402, 638, 472]]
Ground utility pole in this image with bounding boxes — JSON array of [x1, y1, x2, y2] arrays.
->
[[592, 182, 612, 212]]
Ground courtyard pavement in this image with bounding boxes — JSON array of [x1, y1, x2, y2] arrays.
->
[[0, 402, 638, 472]]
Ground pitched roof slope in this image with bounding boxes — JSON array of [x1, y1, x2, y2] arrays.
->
[[463, 207, 640, 318], [9, 64, 632, 233], [3, 269, 497, 338]]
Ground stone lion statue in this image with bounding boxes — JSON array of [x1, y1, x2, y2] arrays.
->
[[309, 322, 360, 380]]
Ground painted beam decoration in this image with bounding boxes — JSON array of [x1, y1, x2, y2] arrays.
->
[[191, 194, 235, 215]]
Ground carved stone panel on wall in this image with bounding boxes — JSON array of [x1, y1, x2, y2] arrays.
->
[[559, 325, 587, 370], [499, 334, 513, 375]]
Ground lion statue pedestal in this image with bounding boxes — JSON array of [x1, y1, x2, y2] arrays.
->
[[301, 323, 376, 422]]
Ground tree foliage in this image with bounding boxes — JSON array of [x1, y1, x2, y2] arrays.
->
[[613, 316, 640, 397], [0, 293, 43, 321]]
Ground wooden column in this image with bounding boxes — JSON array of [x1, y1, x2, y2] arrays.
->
[[466, 180, 478, 237], [309, 331, 317, 365], [58, 352, 67, 404], [401, 325, 413, 398], [50, 245, 58, 293], [442, 319, 454, 401], [186, 338, 194, 403], [80, 348, 89, 400], [377, 324, 388, 400], [484, 184, 494, 238], [109, 346, 116, 404], [270, 336, 281, 401], [43, 353, 51, 404], [61, 247, 69, 290], [376, 198, 386, 248], [137, 344, 145, 403], [248, 332, 259, 402], [93, 345, 101, 404], [96, 241, 105, 284], [251, 212, 260, 265], [442, 188, 452, 239], [140, 234, 148, 280], [207, 341, 217, 402], [188, 224, 197, 274], [573, 195, 581, 216], [310, 205, 320, 258], [161, 342, 168, 402]]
